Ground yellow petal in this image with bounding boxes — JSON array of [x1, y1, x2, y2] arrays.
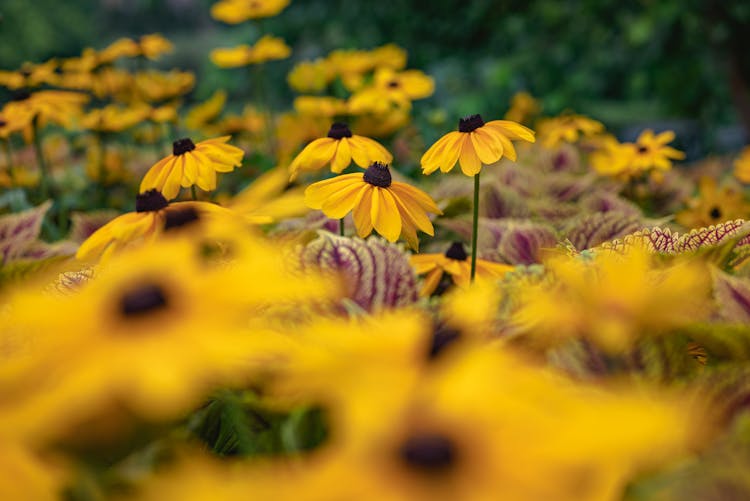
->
[[470, 129, 503, 165], [352, 185, 374, 237], [420, 267, 444, 296], [371, 188, 401, 241], [458, 135, 482, 176], [330, 138, 352, 173], [321, 183, 367, 219], [304, 174, 362, 209]]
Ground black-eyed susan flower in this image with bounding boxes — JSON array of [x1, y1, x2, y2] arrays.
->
[[536, 113, 604, 148], [76, 190, 233, 261], [304, 162, 441, 249], [140, 136, 244, 199], [675, 176, 750, 229], [210, 36, 291, 68], [411, 241, 513, 296], [210, 0, 290, 23], [420, 114, 535, 177], [81, 103, 151, 133], [138, 33, 174, 60], [288, 122, 392, 180], [630, 129, 685, 172]]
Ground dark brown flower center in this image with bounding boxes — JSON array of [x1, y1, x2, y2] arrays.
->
[[400, 433, 457, 472], [444, 241, 468, 261], [172, 137, 196, 156], [327, 122, 353, 139], [164, 206, 200, 230], [363, 162, 392, 187], [428, 324, 462, 359], [120, 283, 168, 317], [0, 119, 6, 128], [637, 145, 649, 154], [387, 80, 400, 88], [709, 206, 722, 220], [135, 189, 169, 212], [458, 114, 485, 133]]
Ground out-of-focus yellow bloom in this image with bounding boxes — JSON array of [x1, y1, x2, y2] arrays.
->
[[213, 105, 266, 136], [294, 96, 348, 118], [61, 48, 98, 73], [288, 122, 392, 180], [184, 90, 227, 131], [676, 176, 750, 229], [134, 70, 195, 102], [229, 166, 309, 224], [2, 90, 89, 138], [81, 103, 151, 133], [327, 49, 377, 91], [275, 112, 329, 165], [149, 103, 178, 123], [139, 33, 174, 60], [411, 242, 513, 296], [733, 146, 750, 184], [630, 129, 685, 172], [210, 36, 291, 68], [592, 131, 684, 180], [141, 136, 245, 199], [76, 190, 233, 261], [98, 37, 140, 64], [0, 60, 59, 90], [211, 0, 290, 23], [91, 67, 133, 99], [287, 59, 335, 93], [0, 164, 40, 189], [0, 446, 64, 501], [370, 44, 408, 70], [537, 113, 604, 148], [421, 114, 535, 176], [514, 247, 711, 352], [348, 68, 433, 115], [305, 162, 441, 249], [504, 91, 541, 125]]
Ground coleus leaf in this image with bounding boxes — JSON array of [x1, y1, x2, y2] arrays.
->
[[0, 200, 52, 264]]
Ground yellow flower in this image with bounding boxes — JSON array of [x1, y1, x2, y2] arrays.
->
[[537, 113, 604, 148], [2, 90, 89, 139], [60, 48, 98, 73], [629, 129, 685, 172], [421, 114, 535, 176], [305, 162, 442, 249], [134, 69, 195, 102], [81, 103, 151, 133], [98, 37, 140, 64], [293, 96, 348, 118], [140, 136, 244, 199], [139, 33, 174, 60], [504, 91, 540, 124], [514, 247, 710, 352], [370, 44, 408, 70], [76, 190, 234, 261], [86, 141, 129, 184], [733, 146, 750, 183], [228, 166, 309, 224], [0, 60, 59, 90], [90, 67, 133, 99], [411, 242, 513, 296], [675, 176, 750, 229], [184, 90, 227, 131], [288, 122, 392, 180], [210, 36, 291, 68], [287, 59, 334, 93], [210, 0, 290, 23]]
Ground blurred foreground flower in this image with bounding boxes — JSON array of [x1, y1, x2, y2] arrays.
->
[[140, 136, 244, 199], [733, 145, 750, 184], [211, 0, 290, 23], [305, 162, 441, 249], [514, 247, 711, 352]]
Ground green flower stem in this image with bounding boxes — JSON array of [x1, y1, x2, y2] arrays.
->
[[470, 171, 480, 281], [3, 139, 14, 184], [191, 185, 198, 201], [339, 218, 345, 236], [31, 117, 50, 200]]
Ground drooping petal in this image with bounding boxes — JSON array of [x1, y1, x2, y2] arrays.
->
[[288, 138, 338, 179], [485, 120, 536, 142], [458, 135, 482, 176], [352, 186, 374, 237], [421, 132, 462, 174], [471, 128, 504, 165], [320, 183, 368, 219], [371, 188, 402, 242], [304, 174, 363, 209], [389, 182, 442, 215], [392, 188, 435, 235], [331, 138, 352, 173], [420, 267, 444, 296]]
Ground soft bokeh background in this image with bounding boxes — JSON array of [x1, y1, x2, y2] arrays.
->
[[2, 0, 749, 155]]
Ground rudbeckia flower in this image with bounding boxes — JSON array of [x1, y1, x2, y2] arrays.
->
[[288, 122, 392, 180], [629, 129, 685, 172], [139, 33, 174, 60], [305, 162, 442, 249], [210, 0, 290, 23], [76, 190, 233, 261], [140, 136, 244, 199], [411, 242, 513, 296], [210, 36, 291, 68], [675, 176, 750, 229], [420, 114, 535, 177], [734, 145, 750, 184], [536, 113, 604, 148]]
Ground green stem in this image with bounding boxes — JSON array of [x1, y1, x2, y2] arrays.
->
[[470, 171, 480, 281], [32, 117, 50, 200], [339, 218, 345, 236], [3, 139, 15, 185], [191, 185, 198, 201], [252, 64, 276, 156]]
